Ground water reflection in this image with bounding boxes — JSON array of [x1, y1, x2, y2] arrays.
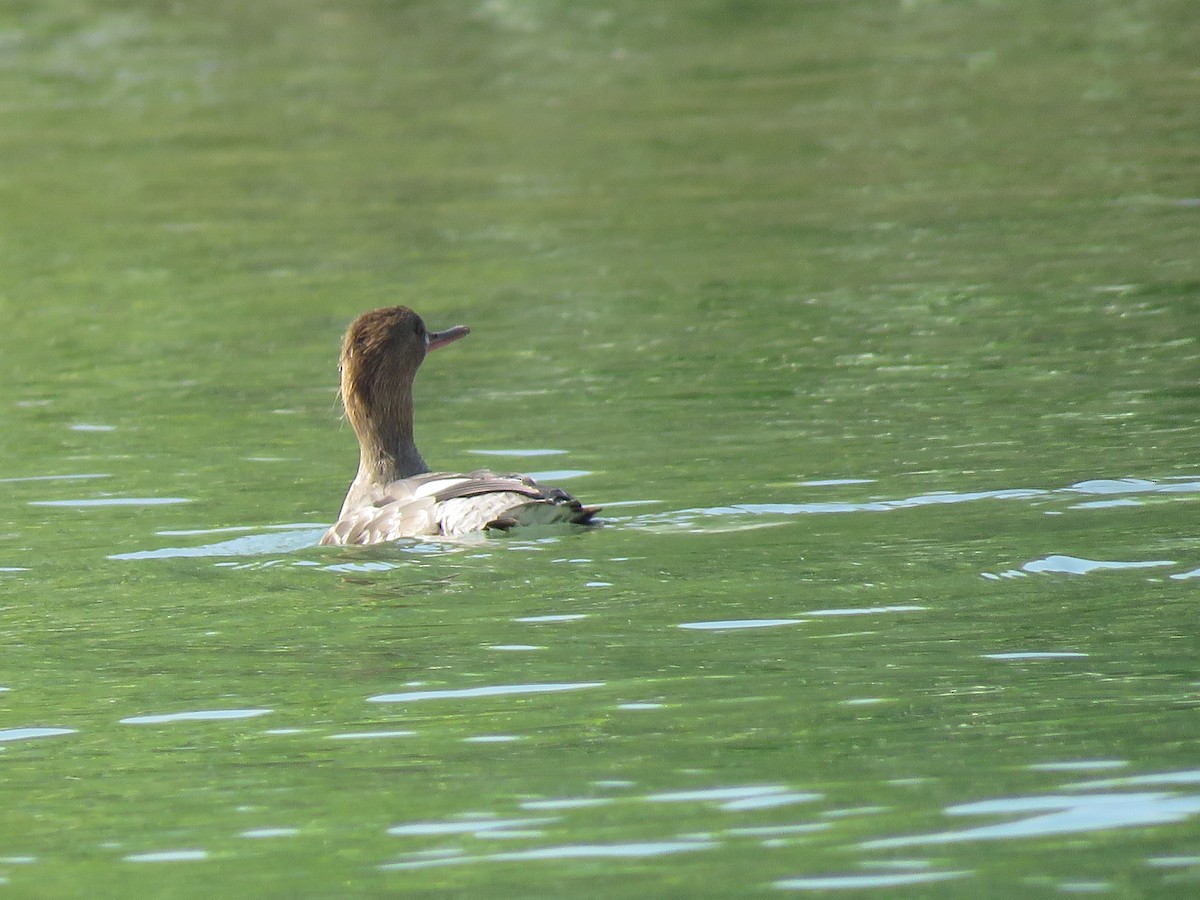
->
[[388, 816, 558, 836], [863, 789, 1200, 848], [123, 850, 209, 863], [0, 727, 77, 742], [368, 682, 604, 703], [240, 828, 300, 839], [380, 839, 717, 871], [467, 448, 566, 457], [109, 527, 327, 560], [644, 786, 820, 810], [678, 619, 802, 631], [1021, 555, 1175, 575], [120, 709, 272, 724], [625, 476, 1200, 534], [0, 473, 110, 483], [775, 870, 968, 890], [519, 798, 614, 810], [31, 497, 191, 507], [100, 474, 1200, 574]]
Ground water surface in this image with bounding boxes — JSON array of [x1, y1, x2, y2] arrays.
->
[[1, 1, 1198, 897]]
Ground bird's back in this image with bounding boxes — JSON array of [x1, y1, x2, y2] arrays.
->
[[320, 470, 599, 545]]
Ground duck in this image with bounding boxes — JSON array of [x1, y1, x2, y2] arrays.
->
[[320, 306, 599, 545]]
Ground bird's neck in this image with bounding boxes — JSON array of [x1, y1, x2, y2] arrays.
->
[[341, 394, 429, 515]]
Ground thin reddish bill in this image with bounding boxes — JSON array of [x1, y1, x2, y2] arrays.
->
[[428, 325, 470, 351]]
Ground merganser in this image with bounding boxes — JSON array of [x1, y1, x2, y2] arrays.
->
[[320, 306, 599, 545]]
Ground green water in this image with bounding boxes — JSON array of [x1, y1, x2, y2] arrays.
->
[[2, 0, 1199, 896]]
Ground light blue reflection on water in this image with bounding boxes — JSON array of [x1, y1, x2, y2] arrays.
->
[[124, 850, 209, 863], [1029, 761, 1128, 772], [0, 727, 77, 742], [1064, 770, 1200, 790], [380, 838, 717, 871], [388, 816, 558, 836], [525, 469, 591, 481], [628, 476, 1200, 532], [100, 475, 1200, 569], [678, 619, 802, 631], [240, 828, 300, 839], [645, 786, 803, 804], [775, 870, 969, 890], [468, 448, 567, 457], [984, 652, 1089, 660], [0, 472, 110, 483], [32, 497, 191, 507], [110, 527, 327, 560], [862, 791, 1200, 848], [519, 798, 614, 811], [369, 682, 604, 703], [120, 709, 272, 725], [1022, 555, 1175, 575], [805, 605, 925, 616], [722, 792, 822, 811]]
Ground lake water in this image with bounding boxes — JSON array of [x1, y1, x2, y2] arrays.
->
[[2, 1, 1198, 896]]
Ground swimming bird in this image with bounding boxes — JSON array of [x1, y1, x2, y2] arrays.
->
[[320, 306, 599, 545]]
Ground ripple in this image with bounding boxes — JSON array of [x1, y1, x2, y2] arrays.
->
[[328, 730, 416, 740], [380, 839, 716, 870], [110, 527, 327, 560], [519, 798, 614, 810], [369, 682, 604, 703], [488, 839, 716, 860], [629, 476, 1200, 533], [120, 709, 272, 724], [722, 792, 822, 811], [797, 478, 876, 487], [678, 619, 802, 631], [1145, 856, 1200, 868], [983, 652, 1088, 660], [805, 605, 925, 616], [323, 561, 402, 573], [776, 870, 968, 889], [727, 824, 831, 837], [1067, 477, 1200, 495], [388, 816, 558, 836], [525, 469, 591, 481], [31, 497, 191, 507], [1029, 761, 1128, 772], [124, 850, 208, 863], [1070, 499, 1142, 509], [468, 448, 567, 457], [463, 735, 522, 743], [0, 727, 77, 742], [645, 785, 805, 805], [513, 614, 587, 623], [488, 644, 544, 651], [1064, 769, 1200, 790], [862, 792, 1200, 847], [1021, 555, 1175, 575], [0, 472, 110, 483], [240, 828, 300, 839]]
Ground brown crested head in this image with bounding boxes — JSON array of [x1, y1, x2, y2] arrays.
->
[[337, 306, 469, 434]]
